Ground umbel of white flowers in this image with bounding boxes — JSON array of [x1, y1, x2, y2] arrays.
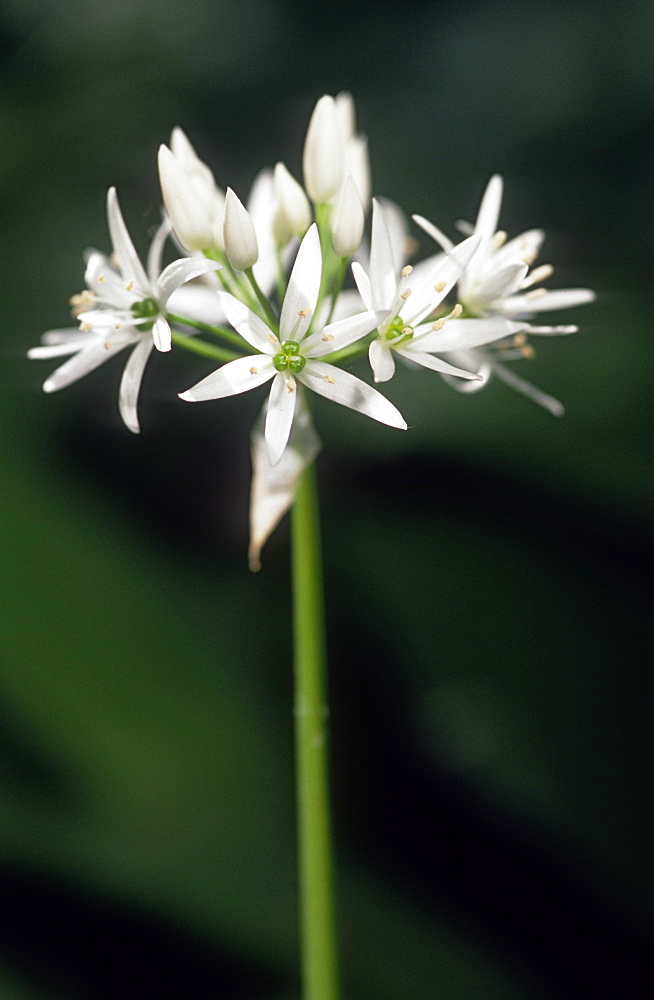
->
[[28, 92, 595, 565]]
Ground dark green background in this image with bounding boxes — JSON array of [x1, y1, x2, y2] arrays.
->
[[1, 1, 652, 997]]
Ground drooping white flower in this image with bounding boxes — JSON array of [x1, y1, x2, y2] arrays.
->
[[28, 187, 219, 433], [352, 199, 521, 384], [179, 224, 406, 464]]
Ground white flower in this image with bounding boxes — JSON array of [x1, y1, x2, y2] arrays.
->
[[302, 95, 345, 204], [179, 224, 406, 464], [352, 199, 518, 384], [331, 175, 365, 258], [28, 187, 219, 433], [413, 174, 595, 328], [223, 187, 259, 271], [273, 162, 312, 242], [412, 175, 596, 412]]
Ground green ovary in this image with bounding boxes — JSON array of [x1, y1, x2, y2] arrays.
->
[[273, 340, 306, 373], [131, 297, 159, 329], [385, 315, 413, 345]]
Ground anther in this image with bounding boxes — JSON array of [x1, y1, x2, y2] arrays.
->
[[434, 281, 447, 293], [492, 230, 507, 250], [114, 322, 121, 329], [324, 374, 336, 384], [431, 318, 445, 331], [402, 327, 412, 336], [249, 366, 258, 375], [400, 288, 412, 300], [98, 273, 106, 283], [287, 381, 296, 393], [125, 279, 134, 292], [321, 333, 334, 342], [522, 264, 553, 289], [80, 323, 92, 331], [401, 265, 413, 278], [525, 288, 547, 301], [513, 332, 527, 347], [298, 308, 310, 318], [445, 303, 463, 320], [522, 345, 535, 359]]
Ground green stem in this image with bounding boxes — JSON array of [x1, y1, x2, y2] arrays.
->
[[291, 464, 340, 1000], [170, 330, 240, 362], [167, 313, 248, 351], [245, 267, 279, 331]]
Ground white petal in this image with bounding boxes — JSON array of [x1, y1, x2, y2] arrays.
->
[[265, 373, 297, 464], [412, 214, 454, 253], [302, 95, 345, 203], [398, 345, 480, 380], [223, 188, 259, 271], [299, 360, 406, 429], [477, 262, 528, 303], [157, 255, 221, 307], [369, 199, 399, 310], [118, 337, 154, 433], [217, 291, 277, 353], [351, 262, 375, 312], [166, 282, 225, 326], [28, 335, 95, 359], [498, 288, 596, 314], [147, 217, 172, 288], [106, 187, 150, 292], [158, 145, 216, 252], [375, 198, 410, 266], [280, 224, 322, 341], [40, 328, 91, 346], [179, 355, 275, 401], [492, 361, 564, 416], [152, 316, 171, 352], [248, 394, 321, 571], [302, 309, 382, 357], [474, 175, 503, 240], [414, 317, 525, 353], [495, 228, 545, 267], [369, 338, 396, 383], [42, 340, 130, 393], [84, 251, 134, 308], [249, 168, 280, 296], [331, 174, 365, 258], [405, 234, 480, 326]]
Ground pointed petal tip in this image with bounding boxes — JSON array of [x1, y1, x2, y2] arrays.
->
[[42, 379, 56, 394], [248, 551, 262, 573], [178, 390, 196, 401]]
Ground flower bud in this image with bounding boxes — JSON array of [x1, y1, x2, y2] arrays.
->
[[302, 95, 345, 204], [331, 175, 365, 258], [345, 134, 371, 213], [158, 144, 215, 252], [273, 162, 311, 240], [223, 187, 259, 271], [169, 127, 226, 250]]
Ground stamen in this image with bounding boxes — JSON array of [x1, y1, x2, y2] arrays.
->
[[401, 265, 413, 278], [80, 323, 92, 332], [97, 273, 106, 284], [114, 322, 121, 329], [513, 332, 527, 347], [400, 288, 412, 301], [401, 327, 412, 336], [434, 281, 447, 293], [521, 264, 553, 289], [445, 303, 463, 320], [492, 230, 507, 250], [267, 333, 278, 344], [287, 381, 296, 393], [431, 318, 445, 332], [298, 308, 310, 318], [125, 279, 135, 292], [104, 341, 112, 350], [324, 374, 336, 384], [522, 345, 535, 359], [321, 333, 334, 342], [249, 366, 258, 375], [525, 288, 547, 301]]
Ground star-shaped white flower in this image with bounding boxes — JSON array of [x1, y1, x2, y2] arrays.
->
[[179, 224, 406, 464], [351, 199, 519, 384], [28, 187, 219, 433], [413, 174, 595, 326]]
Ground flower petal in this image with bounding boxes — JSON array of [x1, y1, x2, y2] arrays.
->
[[299, 360, 406, 429], [498, 288, 596, 314], [412, 214, 454, 253], [179, 355, 275, 401], [265, 372, 297, 465], [280, 224, 322, 341], [217, 291, 278, 353], [118, 337, 154, 433], [41, 340, 130, 393], [369, 199, 399, 310], [492, 360, 564, 416], [147, 217, 172, 288], [350, 262, 375, 312], [414, 317, 526, 353], [476, 262, 528, 303], [157, 255, 221, 307], [398, 345, 480, 380], [474, 174, 503, 240], [302, 309, 382, 357], [152, 316, 171, 353], [369, 338, 396, 383], [28, 335, 95, 359], [405, 234, 480, 326], [106, 187, 150, 293]]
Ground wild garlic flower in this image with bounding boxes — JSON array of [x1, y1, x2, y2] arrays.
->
[[352, 199, 523, 384], [179, 224, 406, 464], [28, 187, 219, 433]]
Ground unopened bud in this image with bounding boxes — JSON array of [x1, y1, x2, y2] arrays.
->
[[158, 144, 215, 252], [274, 162, 312, 240], [224, 188, 259, 271], [331, 175, 365, 258], [302, 95, 345, 203]]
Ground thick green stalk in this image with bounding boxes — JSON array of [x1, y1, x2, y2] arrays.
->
[[291, 464, 340, 1000]]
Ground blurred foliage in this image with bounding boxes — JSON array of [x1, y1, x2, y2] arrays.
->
[[1, 0, 653, 997]]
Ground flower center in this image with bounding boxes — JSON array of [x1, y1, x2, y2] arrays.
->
[[131, 297, 159, 329], [385, 316, 413, 345], [272, 340, 306, 374]]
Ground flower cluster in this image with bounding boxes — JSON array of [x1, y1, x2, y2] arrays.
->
[[29, 93, 595, 566]]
